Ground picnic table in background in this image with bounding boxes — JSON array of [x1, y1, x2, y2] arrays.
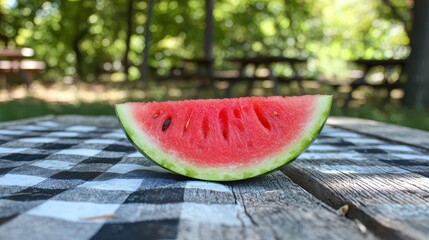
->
[[341, 59, 406, 107], [0, 115, 428, 239], [0, 48, 46, 88], [155, 57, 214, 88], [222, 56, 308, 97]]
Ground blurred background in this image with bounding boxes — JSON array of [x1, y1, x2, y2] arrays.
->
[[0, 0, 428, 130]]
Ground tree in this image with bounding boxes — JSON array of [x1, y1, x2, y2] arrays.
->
[[123, 0, 135, 81], [404, 0, 429, 110], [1, 0, 411, 83], [203, 0, 214, 78], [139, 0, 155, 81]]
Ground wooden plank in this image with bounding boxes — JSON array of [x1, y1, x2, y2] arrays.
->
[[177, 171, 376, 240], [328, 117, 429, 150], [283, 163, 429, 240], [282, 125, 429, 240], [0, 48, 34, 58]]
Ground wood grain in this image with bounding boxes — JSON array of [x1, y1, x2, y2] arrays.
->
[[328, 117, 429, 150], [177, 171, 376, 240], [282, 121, 429, 239], [282, 154, 429, 239]]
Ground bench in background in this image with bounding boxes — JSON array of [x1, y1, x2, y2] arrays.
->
[[0, 48, 46, 88]]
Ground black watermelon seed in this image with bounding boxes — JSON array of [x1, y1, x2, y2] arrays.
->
[[162, 118, 171, 131]]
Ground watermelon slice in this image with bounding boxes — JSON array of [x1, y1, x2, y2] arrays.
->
[[116, 95, 332, 181]]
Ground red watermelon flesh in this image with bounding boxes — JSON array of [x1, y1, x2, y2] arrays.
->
[[116, 95, 332, 181]]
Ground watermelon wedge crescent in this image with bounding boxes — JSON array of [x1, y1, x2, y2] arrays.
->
[[116, 95, 332, 181]]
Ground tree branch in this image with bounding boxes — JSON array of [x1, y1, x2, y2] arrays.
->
[[382, 0, 406, 22], [381, 0, 411, 38]]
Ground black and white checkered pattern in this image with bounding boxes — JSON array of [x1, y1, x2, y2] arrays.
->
[[301, 126, 429, 178], [0, 120, 428, 240]]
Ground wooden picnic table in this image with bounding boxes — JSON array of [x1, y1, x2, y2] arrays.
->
[[224, 56, 308, 97], [158, 58, 213, 79], [0, 115, 428, 240], [155, 57, 215, 94], [0, 48, 46, 88], [343, 58, 406, 107], [181, 58, 214, 84]]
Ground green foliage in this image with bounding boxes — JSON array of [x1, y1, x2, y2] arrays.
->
[[0, 0, 411, 80]]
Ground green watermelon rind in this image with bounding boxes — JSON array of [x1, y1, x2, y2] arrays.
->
[[115, 95, 332, 181]]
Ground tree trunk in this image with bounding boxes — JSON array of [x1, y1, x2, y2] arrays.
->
[[204, 0, 214, 60], [0, 11, 10, 46], [404, 0, 429, 110], [139, 0, 155, 82], [381, 0, 411, 39], [204, 0, 214, 77], [72, 29, 87, 80], [123, 0, 134, 81]]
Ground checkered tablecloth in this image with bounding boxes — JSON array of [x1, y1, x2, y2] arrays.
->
[[0, 119, 428, 240]]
